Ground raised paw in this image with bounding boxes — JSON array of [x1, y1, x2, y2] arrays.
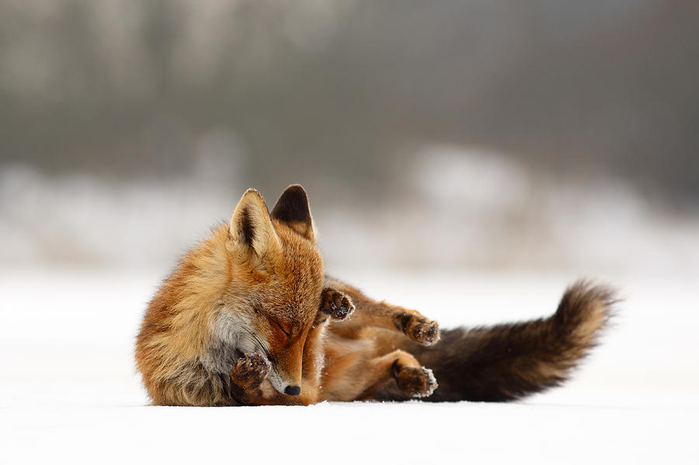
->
[[394, 364, 438, 398], [319, 288, 355, 321], [230, 352, 270, 390], [394, 312, 440, 346]]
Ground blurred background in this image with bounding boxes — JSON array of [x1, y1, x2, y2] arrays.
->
[[1, 0, 698, 273], [2, 4, 699, 443]]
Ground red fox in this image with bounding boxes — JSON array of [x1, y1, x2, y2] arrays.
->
[[135, 185, 615, 406]]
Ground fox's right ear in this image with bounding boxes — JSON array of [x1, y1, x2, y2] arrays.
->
[[229, 189, 281, 259]]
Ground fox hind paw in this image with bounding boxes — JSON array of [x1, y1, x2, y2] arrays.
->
[[395, 366, 438, 398], [394, 313, 440, 346], [320, 288, 355, 321]]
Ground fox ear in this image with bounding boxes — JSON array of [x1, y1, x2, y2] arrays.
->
[[229, 189, 281, 258], [271, 184, 315, 242]]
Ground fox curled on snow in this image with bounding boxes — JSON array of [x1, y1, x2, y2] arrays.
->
[[135, 185, 616, 406]]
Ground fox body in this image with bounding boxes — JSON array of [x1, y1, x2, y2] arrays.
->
[[135, 185, 615, 406]]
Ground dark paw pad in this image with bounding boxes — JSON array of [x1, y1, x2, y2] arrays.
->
[[394, 313, 440, 346], [395, 366, 438, 398], [320, 288, 355, 321]]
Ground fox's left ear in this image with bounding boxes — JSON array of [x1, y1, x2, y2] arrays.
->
[[271, 184, 316, 242]]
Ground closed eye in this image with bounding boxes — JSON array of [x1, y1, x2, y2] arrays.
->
[[244, 328, 273, 362], [272, 319, 292, 339]]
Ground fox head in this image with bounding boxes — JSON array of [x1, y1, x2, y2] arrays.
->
[[217, 184, 324, 396]]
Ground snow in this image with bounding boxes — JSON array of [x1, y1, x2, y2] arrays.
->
[[1, 267, 698, 464]]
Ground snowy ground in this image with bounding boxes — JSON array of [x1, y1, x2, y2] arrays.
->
[[1, 267, 697, 464]]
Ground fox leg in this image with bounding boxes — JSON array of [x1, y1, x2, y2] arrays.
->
[[325, 278, 440, 346], [357, 349, 437, 400], [307, 287, 355, 382], [298, 288, 356, 401]]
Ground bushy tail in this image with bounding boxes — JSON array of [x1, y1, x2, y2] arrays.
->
[[380, 280, 617, 402]]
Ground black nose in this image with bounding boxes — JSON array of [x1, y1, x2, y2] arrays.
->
[[284, 385, 301, 396]]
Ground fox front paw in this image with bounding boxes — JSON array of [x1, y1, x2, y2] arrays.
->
[[230, 352, 270, 390], [319, 288, 355, 322], [394, 364, 438, 398], [394, 312, 440, 346]]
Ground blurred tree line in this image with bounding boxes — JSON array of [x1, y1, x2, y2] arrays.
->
[[1, 0, 698, 206]]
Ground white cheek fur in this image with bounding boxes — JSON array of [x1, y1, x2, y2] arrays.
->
[[203, 307, 289, 395]]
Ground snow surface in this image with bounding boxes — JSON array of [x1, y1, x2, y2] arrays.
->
[[1, 267, 698, 464]]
